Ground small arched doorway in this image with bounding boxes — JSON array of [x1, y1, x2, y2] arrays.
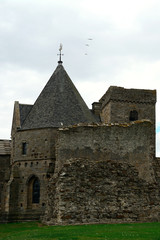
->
[[27, 176, 40, 208]]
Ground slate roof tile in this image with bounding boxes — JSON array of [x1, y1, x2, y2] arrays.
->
[[19, 104, 33, 126], [21, 64, 97, 129]]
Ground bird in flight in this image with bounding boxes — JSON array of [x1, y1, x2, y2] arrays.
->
[[84, 38, 93, 55]]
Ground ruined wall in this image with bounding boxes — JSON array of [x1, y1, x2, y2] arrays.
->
[[44, 121, 160, 225], [55, 121, 155, 182]]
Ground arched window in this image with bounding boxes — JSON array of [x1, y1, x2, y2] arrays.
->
[[32, 178, 40, 203], [129, 110, 138, 121], [27, 176, 40, 208]]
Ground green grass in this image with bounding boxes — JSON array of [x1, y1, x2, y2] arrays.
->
[[0, 221, 160, 240]]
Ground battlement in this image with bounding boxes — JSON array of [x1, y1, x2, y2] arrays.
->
[[100, 86, 156, 109], [58, 119, 152, 131], [99, 86, 156, 125]]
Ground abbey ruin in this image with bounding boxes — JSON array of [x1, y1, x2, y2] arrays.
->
[[0, 59, 160, 224]]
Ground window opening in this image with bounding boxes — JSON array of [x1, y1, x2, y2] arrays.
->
[[22, 142, 27, 155], [32, 178, 40, 203], [129, 110, 138, 121]]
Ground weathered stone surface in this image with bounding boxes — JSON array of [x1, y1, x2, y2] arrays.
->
[[43, 121, 160, 225], [55, 121, 155, 182], [3, 128, 58, 221], [0, 154, 10, 219], [45, 158, 160, 225], [0, 140, 11, 221]]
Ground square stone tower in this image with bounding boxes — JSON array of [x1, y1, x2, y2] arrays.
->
[[93, 86, 157, 157], [99, 86, 156, 125]]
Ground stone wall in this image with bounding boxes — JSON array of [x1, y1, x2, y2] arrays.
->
[[0, 155, 10, 221], [12, 128, 57, 163], [100, 86, 156, 108], [100, 87, 156, 127], [6, 128, 57, 221], [101, 101, 155, 125], [153, 157, 160, 186], [44, 121, 160, 225]]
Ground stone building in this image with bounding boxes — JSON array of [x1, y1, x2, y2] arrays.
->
[[0, 57, 160, 224], [0, 140, 11, 222]]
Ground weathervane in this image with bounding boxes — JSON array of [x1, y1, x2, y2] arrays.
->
[[57, 43, 64, 65]]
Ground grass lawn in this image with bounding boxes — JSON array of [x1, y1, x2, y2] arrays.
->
[[0, 221, 160, 240]]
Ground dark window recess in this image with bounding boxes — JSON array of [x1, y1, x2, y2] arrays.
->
[[129, 110, 138, 121], [22, 142, 27, 155], [32, 178, 40, 203]]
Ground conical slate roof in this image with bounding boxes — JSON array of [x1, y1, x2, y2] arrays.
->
[[21, 64, 96, 130]]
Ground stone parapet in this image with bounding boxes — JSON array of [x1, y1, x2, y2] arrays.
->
[[100, 86, 156, 109]]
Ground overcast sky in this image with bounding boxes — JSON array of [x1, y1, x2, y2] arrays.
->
[[0, 0, 160, 156]]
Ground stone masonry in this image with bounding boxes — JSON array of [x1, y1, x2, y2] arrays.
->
[[44, 121, 160, 225], [0, 140, 11, 222]]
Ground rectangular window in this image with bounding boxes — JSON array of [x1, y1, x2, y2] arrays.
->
[[22, 142, 27, 155]]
